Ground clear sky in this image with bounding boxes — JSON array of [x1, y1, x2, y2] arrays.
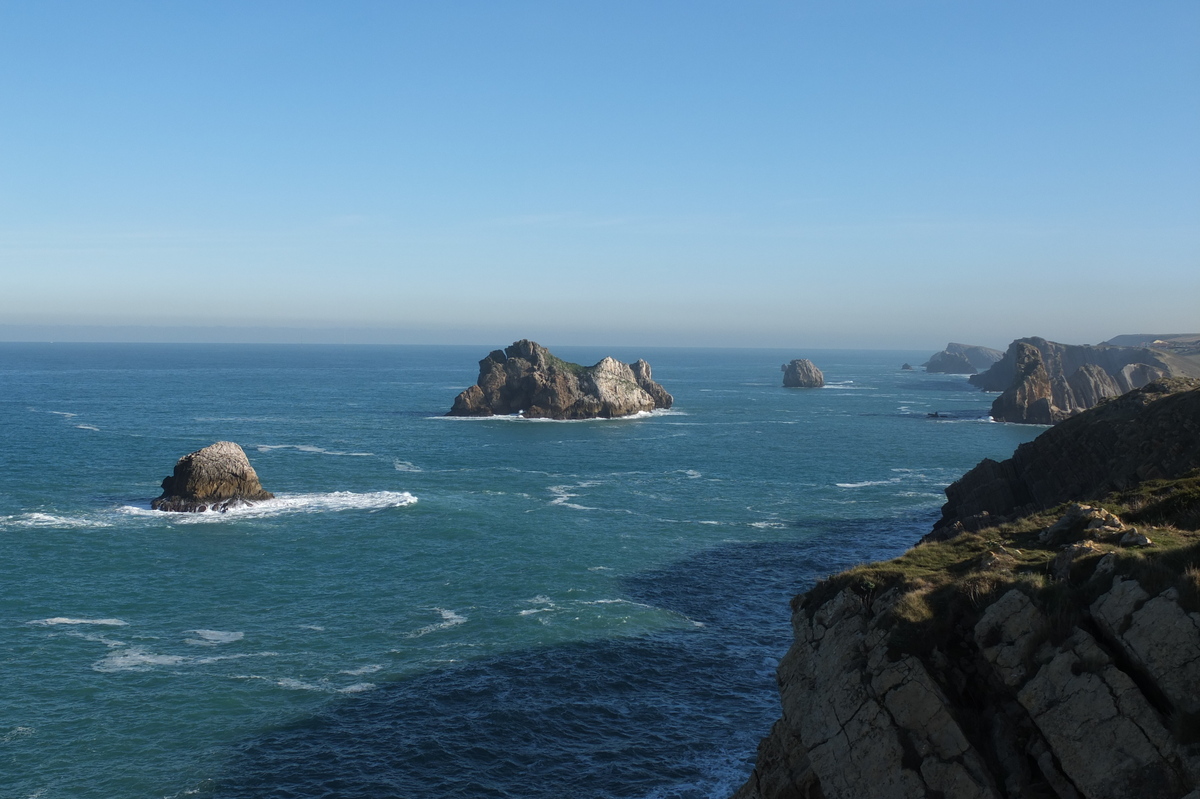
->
[[1, 1, 1197, 350]]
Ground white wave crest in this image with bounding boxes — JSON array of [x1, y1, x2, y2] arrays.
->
[[409, 608, 467, 637], [256, 444, 375, 457], [29, 617, 128, 627], [836, 478, 902, 488], [4, 513, 112, 529], [392, 460, 422, 472], [548, 485, 597, 510], [75, 424, 100, 431], [184, 630, 244, 646], [119, 491, 417, 522], [437, 407, 680, 422], [93, 648, 187, 673]]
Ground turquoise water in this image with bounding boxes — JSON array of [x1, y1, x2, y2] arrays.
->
[[0, 344, 1038, 798]]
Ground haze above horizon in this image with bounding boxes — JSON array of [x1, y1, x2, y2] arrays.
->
[[2, 2, 1197, 351]]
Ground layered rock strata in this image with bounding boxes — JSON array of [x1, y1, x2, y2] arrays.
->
[[928, 378, 1200, 539], [970, 337, 1198, 424], [782, 359, 825, 388], [151, 441, 274, 512], [447, 339, 673, 419]]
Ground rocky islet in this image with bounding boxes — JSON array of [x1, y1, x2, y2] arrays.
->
[[447, 339, 674, 419], [151, 441, 274, 513]]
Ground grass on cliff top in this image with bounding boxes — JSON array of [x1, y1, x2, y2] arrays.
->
[[801, 470, 1200, 657], [545, 351, 588, 376]]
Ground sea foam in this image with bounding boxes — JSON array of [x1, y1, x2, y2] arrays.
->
[[184, 630, 244, 646], [29, 617, 128, 627], [118, 490, 417, 523]]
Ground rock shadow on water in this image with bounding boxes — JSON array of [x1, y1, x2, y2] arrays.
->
[[211, 523, 932, 799]]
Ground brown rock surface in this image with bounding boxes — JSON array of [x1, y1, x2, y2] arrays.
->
[[781, 359, 825, 388], [927, 378, 1200, 540], [970, 336, 1197, 424], [447, 340, 673, 419], [151, 441, 274, 512]]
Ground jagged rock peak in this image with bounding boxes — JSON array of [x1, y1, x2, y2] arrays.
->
[[781, 359, 824, 388], [151, 441, 274, 513], [447, 339, 673, 420], [970, 336, 1199, 424]]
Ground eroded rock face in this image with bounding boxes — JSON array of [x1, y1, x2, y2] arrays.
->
[[782, 359, 825, 388], [736, 580, 1200, 799], [970, 337, 1193, 424], [928, 379, 1200, 539], [151, 441, 274, 512], [925, 350, 976, 374], [447, 340, 673, 419]]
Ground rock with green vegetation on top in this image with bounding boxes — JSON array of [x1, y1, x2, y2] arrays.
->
[[447, 339, 673, 420], [735, 380, 1200, 799]]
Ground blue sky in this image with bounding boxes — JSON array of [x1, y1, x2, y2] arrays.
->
[[1, 1, 1197, 349]]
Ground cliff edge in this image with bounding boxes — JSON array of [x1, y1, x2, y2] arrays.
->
[[970, 337, 1199, 424], [447, 339, 673, 420], [735, 381, 1200, 799]]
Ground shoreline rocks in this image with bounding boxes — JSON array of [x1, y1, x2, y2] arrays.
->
[[447, 339, 673, 420], [970, 336, 1198, 424], [782, 359, 824, 388], [151, 441, 275, 512], [926, 378, 1200, 540], [734, 380, 1200, 799]]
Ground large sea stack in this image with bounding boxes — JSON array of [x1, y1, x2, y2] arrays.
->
[[970, 336, 1200, 424], [735, 379, 1200, 799], [151, 441, 275, 512], [782, 359, 824, 388], [447, 339, 673, 420]]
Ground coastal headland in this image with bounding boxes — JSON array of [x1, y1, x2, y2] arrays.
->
[[735, 379, 1200, 798]]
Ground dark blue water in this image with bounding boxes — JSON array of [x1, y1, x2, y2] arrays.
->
[[0, 344, 1037, 798]]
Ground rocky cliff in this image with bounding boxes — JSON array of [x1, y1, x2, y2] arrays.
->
[[929, 378, 1200, 540], [152, 441, 274, 512], [447, 339, 673, 419], [735, 381, 1200, 799], [970, 337, 1199, 424], [782, 359, 825, 388], [925, 343, 1005, 374]]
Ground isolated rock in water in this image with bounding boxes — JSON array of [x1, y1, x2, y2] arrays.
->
[[151, 441, 274, 512], [782, 359, 824, 388], [901, 363, 914, 371], [447, 340, 673, 420]]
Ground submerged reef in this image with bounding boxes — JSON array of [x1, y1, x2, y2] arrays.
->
[[447, 339, 673, 420], [152, 441, 274, 512], [735, 380, 1200, 798]]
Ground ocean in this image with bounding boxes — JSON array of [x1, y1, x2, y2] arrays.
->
[[0, 343, 1039, 798]]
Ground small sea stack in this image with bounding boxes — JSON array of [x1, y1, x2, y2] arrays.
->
[[782, 359, 824, 388], [447, 339, 673, 420], [151, 441, 275, 512]]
